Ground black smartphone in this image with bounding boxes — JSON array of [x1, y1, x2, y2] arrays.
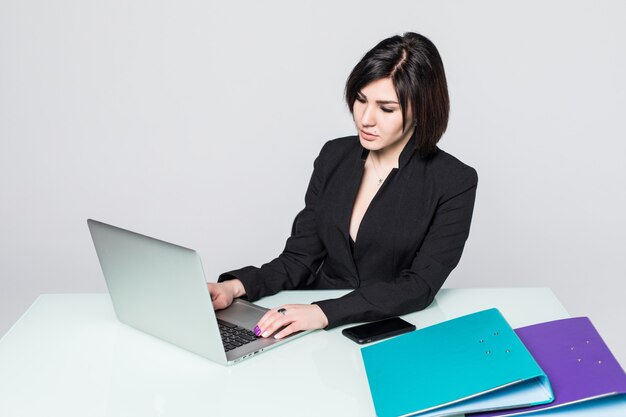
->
[[342, 317, 416, 344]]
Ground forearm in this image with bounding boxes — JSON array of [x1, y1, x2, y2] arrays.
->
[[219, 249, 325, 301], [314, 274, 435, 329]]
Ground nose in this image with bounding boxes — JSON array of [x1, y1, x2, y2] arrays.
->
[[360, 104, 375, 128]]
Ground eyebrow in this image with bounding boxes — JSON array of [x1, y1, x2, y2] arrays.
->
[[357, 92, 399, 105]]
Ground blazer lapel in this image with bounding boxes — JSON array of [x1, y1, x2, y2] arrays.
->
[[338, 151, 366, 247]]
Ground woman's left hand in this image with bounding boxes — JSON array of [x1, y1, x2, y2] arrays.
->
[[254, 304, 329, 339]]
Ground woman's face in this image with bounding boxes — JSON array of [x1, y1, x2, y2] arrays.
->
[[353, 77, 414, 153]]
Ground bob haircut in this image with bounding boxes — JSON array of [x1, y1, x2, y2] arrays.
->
[[345, 32, 449, 157]]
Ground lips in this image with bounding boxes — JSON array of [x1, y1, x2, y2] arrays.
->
[[360, 129, 378, 141]]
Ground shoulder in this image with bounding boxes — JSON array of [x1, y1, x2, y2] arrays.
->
[[319, 135, 359, 155], [315, 135, 360, 166], [424, 148, 478, 193]]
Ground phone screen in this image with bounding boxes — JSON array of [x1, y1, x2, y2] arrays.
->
[[342, 317, 416, 344]]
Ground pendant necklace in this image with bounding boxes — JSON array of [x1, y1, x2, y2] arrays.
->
[[370, 155, 385, 186]]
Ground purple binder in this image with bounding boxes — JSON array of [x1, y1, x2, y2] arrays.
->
[[472, 317, 626, 417]]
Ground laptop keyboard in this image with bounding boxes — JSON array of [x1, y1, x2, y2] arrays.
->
[[218, 320, 260, 352]]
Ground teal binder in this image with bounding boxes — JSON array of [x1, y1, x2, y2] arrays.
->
[[361, 308, 553, 417]]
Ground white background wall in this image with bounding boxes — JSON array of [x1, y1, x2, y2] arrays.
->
[[2, 0, 625, 362]]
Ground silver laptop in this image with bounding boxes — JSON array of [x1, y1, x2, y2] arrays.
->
[[87, 219, 310, 365]]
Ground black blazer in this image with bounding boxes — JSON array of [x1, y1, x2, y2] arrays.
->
[[220, 135, 478, 329]]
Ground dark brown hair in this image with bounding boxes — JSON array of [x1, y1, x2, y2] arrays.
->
[[345, 32, 449, 157]]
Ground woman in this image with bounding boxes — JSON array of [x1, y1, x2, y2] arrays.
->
[[208, 32, 478, 340]]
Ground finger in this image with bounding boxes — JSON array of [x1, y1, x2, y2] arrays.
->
[[212, 296, 226, 310], [260, 314, 292, 338], [274, 322, 301, 340], [211, 291, 234, 310], [207, 283, 223, 303], [257, 306, 288, 331], [256, 310, 275, 330], [259, 313, 283, 337]]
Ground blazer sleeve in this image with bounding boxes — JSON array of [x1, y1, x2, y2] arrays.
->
[[218, 144, 329, 301], [313, 167, 478, 329]]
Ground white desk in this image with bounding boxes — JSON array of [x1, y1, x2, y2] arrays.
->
[[0, 288, 569, 417]]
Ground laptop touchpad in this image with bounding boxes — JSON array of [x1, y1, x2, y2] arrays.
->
[[215, 299, 267, 330]]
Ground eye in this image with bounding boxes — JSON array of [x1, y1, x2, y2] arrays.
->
[[355, 95, 366, 103], [380, 107, 395, 113]]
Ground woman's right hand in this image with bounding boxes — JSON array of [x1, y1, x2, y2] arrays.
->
[[207, 279, 246, 310]]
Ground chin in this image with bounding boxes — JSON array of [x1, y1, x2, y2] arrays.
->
[[359, 136, 384, 151]]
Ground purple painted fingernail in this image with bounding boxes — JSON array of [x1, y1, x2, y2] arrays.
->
[[253, 326, 261, 336]]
